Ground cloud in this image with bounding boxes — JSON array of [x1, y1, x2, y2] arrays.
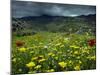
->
[[12, 1, 96, 18]]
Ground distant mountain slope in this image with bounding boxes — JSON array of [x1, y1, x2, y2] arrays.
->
[[12, 14, 96, 34]]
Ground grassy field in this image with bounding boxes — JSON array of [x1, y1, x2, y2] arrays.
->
[[12, 32, 96, 74]]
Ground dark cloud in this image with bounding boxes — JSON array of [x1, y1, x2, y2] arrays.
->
[[12, 1, 96, 18]]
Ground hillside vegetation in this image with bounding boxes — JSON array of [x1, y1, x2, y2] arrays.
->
[[12, 14, 96, 74]]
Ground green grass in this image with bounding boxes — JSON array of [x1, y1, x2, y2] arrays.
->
[[12, 32, 96, 74]]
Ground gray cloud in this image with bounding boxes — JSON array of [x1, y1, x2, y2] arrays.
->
[[12, 1, 96, 18]]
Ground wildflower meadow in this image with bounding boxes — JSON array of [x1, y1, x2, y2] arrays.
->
[[12, 1, 96, 74], [12, 32, 96, 74]]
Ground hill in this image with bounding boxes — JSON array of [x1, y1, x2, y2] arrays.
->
[[12, 14, 96, 35]]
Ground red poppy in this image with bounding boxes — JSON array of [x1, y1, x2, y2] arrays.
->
[[88, 39, 96, 47], [16, 41, 25, 47]]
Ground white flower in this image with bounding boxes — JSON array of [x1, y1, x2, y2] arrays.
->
[[64, 38, 70, 42], [44, 45, 48, 48]]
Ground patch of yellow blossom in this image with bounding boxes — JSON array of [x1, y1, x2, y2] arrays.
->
[[70, 45, 80, 49], [26, 61, 36, 69], [34, 65, 42, 69], [48, 52, 55, 57], [58, 62, 67, 68], [74, 65, 80, 71], [18, 47, 27, 52], [47, 69, 55, 72], [38, 58, 46, 63]]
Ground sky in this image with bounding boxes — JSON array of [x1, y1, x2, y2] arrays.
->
[[12, 0, 96, 18]]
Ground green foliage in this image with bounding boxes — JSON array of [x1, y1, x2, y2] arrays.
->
[[12, 15, 96, 34], [12, 15, 96, 74], [12, 32, 96, 74]]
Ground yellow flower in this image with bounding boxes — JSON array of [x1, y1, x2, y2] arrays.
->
[[12, 58, 16, 63], [91, 56, 96, 60], [79, 60, 82, 64], [26, 62, 36, 68], [70, 45, 80, 49], [74, 51, 78, 55], [58, 62, 67, 68], [18, 47, 27, 52], [82, 50, 89, 54], [31, 57, 38, 61], [30, 51, 34, 54], [52, 54, 55, 57], [47, 69, 55, 72], [54, 56, 58, 60], [69, 60, 73, 64], [38, 58, 46, 63], [48, 52, 55, 57], [34, 65, 41, 69], [39, 55, 44, 58], [74, 65, 80, 71], [50, 69, 55, 72], [87, 55, 96, 61]]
